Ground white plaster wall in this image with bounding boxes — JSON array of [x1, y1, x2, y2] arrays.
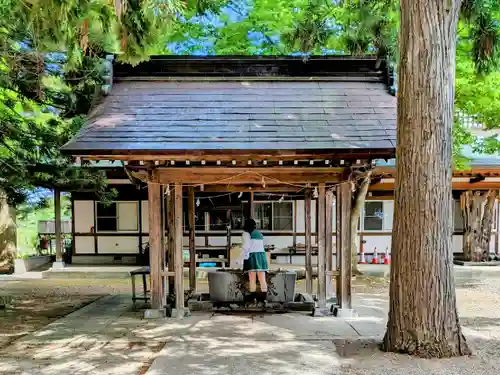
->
[[362, 235, 391, 263], [264, 236, 293, 249], [141, 201, 149, 232], [295, 200, 317, 232], [97, 236, 139, 254], [117, 202, 139, 231], [74, 201, 94, 232], [453, 235, 462, 253], [208, 236, 229, 247], [74, 236, 95, 254], [383, 200, 394, 231], [296, 200, 305, 232], [452, 234, 496, 254]]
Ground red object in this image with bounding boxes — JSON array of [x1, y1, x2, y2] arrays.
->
[[371, 247, 379, 264], [40, 237, 49, 249], [358, 246, 367, 264], [384, 247, 391, 265]]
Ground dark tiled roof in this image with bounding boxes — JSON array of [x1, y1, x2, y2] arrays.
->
[[62, 58, 396, 155]]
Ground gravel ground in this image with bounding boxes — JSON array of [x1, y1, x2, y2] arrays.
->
[[2, 268, 500, 375], [0, 279, 133, 349], [334, 268, 500, 374]]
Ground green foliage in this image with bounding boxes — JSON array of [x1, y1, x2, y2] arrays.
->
[[164, 0, 498, 149], [0, 0, 498, 208], [455, 39, 500, 130], [452, 120, 474, 170], [461, 0, 500, 75], [0, 0, 212, 205], [16, 195, 71, 255]]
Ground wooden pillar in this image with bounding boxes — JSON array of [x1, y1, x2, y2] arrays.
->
[[54, 188, 63, 263], [305, 189, 313, 294], [317, 184, 326, 307], [325, 189, 334, 296], [293, 200, 297, 249], [148, 182, 163, 310], [249, 191, 255, 218], [226, 209, 232, 267], [167, 191, 175, 296], [160, 187, 166, 300], [188, 187, 196, 292], [336, 181, 352, 309], [174, 183, 184, 318]]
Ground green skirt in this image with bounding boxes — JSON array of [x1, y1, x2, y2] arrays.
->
[[243, 252, 268, 272]]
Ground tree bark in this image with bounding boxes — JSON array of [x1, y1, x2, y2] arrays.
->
[[480, 192, 496, 260], [0, 189, 16, 274], [382, 0, 470, 357], [350, 170, 372, 275], [461, 190, 497, 262]]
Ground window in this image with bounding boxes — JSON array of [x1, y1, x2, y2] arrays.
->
[[207, 209, 245, 231], [96, 202, 117, 231], [254, 201, 293, 231], [231, 210, 245, 230], [195, 211, 207, 231], [255, 202, 272, 230], [182, 209, 207, 231], [363, 201, 384, 231], [273, 202, 293, 230], [96, 201, 138, 232], [209, 210, 228, 231]]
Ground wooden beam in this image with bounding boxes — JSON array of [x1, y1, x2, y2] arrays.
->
[[317, 184, 326, 308], [155, 167, 343, 185], [373, 165, 500, 177], [249, 191, 255, 218], [174, 183, 184, 318], [325, 189, 334, 296], [370, 181, 500, 191], [336, 181, 352, 310], [54, 189, 63, 263], [304, 189, 313, 295], [193, 185, 305, 193], [188, 187, 196, 292], [148, 182, 163, 310], [77, 152, 389, 162]]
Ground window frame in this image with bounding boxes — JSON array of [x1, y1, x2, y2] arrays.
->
[[254, 200, 294, 232], [95, 201, 139, 233], [361, 200, 385, 232], [203, 200, 295, 233]]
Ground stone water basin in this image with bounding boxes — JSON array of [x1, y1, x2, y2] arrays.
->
[[207, 269, 297, 303]]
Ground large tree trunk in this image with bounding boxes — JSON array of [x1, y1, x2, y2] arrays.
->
[[461, 190, 497, 262], [0, 189, 16, 274], [382, 0, 470, 357], [350, 170, 372, 275]]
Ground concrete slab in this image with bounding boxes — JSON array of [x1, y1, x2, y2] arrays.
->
[[146, 313, 345, 375]]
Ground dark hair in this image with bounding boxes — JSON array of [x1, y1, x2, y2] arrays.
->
[[243, 218, 257, 233]]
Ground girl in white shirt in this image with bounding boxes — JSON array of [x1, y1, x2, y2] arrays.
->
[[241, 218, 268, 302]]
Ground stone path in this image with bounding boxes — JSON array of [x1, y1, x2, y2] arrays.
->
[[0, 295, 167, 375], [0, 291, 388, 375], [3, 266, 500, 375], [146, 312, 387, 375]]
